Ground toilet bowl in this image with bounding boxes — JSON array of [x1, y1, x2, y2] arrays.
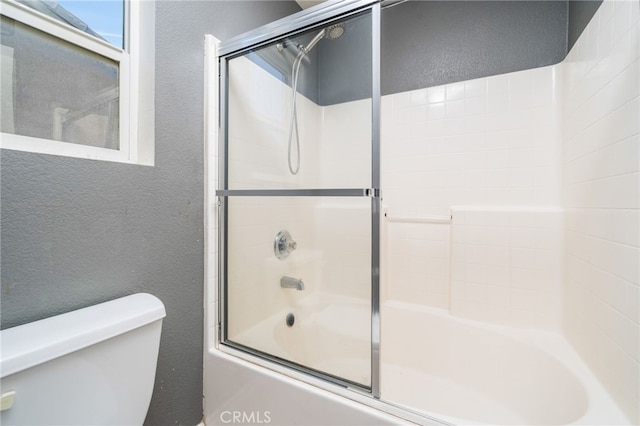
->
[[0, 293, 166, 425]]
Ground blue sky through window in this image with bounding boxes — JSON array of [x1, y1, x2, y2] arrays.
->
[[58, 0, 124, 48]]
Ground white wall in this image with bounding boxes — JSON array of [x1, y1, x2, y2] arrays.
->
[[449, 206, 563, 329], [380, 63, 564, 330], [562, 1, 639, 422], [381, 65, 561, 217]]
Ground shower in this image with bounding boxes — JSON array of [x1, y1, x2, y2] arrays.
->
[[212, 0, 639, 424], [287, 23, 345, 175]]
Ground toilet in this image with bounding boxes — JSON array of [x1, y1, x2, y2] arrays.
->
[[0, 293, 166, 425]]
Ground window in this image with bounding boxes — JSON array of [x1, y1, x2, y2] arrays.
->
[[0, 0, 154, 165]]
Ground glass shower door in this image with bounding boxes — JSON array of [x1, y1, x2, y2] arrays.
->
[[225, 196, 373, 387], [218, 8, 379, 392]]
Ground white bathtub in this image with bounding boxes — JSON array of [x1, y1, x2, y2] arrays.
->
[[381, 301, 629, 425], [205, 299, 630, 425], [228, 295, 372, 387]]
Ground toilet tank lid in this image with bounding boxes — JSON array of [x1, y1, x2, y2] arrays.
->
[[0, 293, 166, 378]]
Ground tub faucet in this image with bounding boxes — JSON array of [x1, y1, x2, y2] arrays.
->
[[280, 276, 305, 291]]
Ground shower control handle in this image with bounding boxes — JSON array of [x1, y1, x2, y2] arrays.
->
[[286, 240, 297, 250], [274, 230, 297, 260]]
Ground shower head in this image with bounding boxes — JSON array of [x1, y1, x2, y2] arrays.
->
[[302, 23, 345, 54], [325, 23, 345, 40]]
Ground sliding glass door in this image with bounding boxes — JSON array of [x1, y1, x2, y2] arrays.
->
[[217, 3, 380, 393]]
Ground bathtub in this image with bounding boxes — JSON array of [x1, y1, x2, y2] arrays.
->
[[204, 298, 630, 425], [381, 301, 629, 425], [229, 295, 372, 387]]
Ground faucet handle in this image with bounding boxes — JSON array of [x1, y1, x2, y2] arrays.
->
[[274, 230, 297, 259]]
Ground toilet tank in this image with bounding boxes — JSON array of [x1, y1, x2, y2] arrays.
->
[[0, 293, 166, 426]]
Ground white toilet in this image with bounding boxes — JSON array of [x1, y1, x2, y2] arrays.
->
[[0, 293, 166, 425]]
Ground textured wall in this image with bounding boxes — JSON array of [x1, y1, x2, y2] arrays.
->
[[379, 0, 603, 98], [263, 1, 583, 106], [248, 1, 604, 106], [0, 1, 300, 425], [317, 11, 372, 105], [380, 1, 568, 97]]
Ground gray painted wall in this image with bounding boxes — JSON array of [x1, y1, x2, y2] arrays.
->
[[377, 0, 602, 97], [380, 0, 569, 96], [251, 0, 602, 106], [317, 11, 373, 105], [0, 1, 300, 425], [284, 1, 570, 105]]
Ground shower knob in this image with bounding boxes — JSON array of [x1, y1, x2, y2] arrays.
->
[[274, 230, 297, 260]]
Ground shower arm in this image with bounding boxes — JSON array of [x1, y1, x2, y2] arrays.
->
[[302, 28, 326, 54]]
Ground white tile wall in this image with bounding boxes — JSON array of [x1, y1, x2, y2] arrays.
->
[[312, 200, 372, 300], [381, 63, 562, 318], [385, 222, 450, 309], [562, 1, 639, 423], [450, 207, 563, 330], [382, 64, 561, 219], [317, 99, 371, 188]]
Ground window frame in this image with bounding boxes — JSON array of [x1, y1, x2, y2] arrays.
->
[[0, 0, 154, 165]]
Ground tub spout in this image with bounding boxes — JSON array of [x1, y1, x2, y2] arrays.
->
[[280, 276, 305, 291]]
